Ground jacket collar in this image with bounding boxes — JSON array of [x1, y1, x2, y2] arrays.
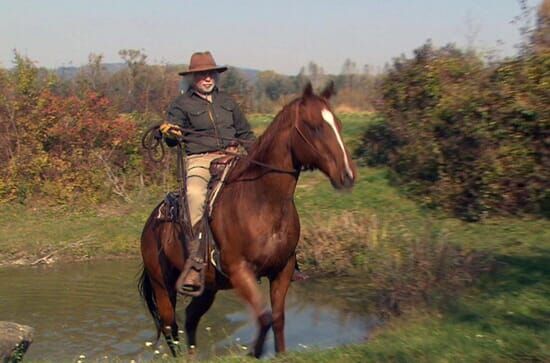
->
[[186, 86, 219, 100]]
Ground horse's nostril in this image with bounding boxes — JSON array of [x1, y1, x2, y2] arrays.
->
[[341, 171, 355, 188]]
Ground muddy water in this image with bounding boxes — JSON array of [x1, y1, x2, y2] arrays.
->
[[0, 259, 378, 361]]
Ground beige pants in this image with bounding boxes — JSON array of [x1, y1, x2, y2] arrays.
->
[[186, 153, 223, 227]]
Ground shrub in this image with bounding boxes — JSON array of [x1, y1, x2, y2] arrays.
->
[[298, 212, 492, 314], [356, 42, 549, 220]]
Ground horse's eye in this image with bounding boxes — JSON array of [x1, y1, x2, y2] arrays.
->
[[314, 126, 323, 136], [306, 122, 322, 134]]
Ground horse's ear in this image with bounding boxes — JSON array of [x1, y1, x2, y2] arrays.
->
[[321, 80, 335, 100], [302, 82, 314, 98]]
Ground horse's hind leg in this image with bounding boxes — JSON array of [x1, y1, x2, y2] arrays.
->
[[269, 255, 296, 354], [229, 265, 272, 358], [150, 279, 182, 356], [184, 289, 217, 355]]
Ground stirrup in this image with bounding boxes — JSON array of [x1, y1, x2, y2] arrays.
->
[[177, 257, 206, 297]]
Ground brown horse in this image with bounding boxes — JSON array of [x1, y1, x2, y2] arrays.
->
[[138, 82, 356, 358]]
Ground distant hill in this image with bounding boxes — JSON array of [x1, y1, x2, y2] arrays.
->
[[235, 67, 260, 83], [56, 62, 127, 80], [55, 66, 79, 80]]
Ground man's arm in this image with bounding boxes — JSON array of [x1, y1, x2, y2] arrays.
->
[[167, 101, 191, 128], [163, 101, 190, 147]]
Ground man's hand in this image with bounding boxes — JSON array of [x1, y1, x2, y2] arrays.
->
[[159, 123, 183, 139]]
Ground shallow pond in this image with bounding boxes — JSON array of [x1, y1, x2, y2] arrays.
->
[[0, 259, 377, 361]]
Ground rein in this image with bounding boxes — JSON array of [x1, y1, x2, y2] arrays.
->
[[292, 103, 322, 160], [142, 123, 298, 174]]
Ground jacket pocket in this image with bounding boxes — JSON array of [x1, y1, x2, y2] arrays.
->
[[218, 102, 235, 127], [220, 100, 235, 111], [188, 108, 211, 130]]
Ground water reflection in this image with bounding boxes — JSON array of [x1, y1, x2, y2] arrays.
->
[[0, 260, 377, 361]]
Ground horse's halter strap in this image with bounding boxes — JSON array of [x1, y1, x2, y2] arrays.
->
[[293, 103, 324, 162]]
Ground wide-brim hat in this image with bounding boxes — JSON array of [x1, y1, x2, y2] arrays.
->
[[178, 51, 228, 76]]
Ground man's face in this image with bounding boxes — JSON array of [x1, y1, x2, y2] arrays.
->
[[193, 71, 218, 94]]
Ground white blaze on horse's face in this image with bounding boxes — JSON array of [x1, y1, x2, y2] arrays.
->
[[321, 109, 354, 179]]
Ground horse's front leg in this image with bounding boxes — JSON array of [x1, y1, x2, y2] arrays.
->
[[184, 289, 217, 355], [269, 254, 296, 354], [229, 262, 272, 358]]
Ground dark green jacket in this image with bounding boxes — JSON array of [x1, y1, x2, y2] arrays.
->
[[166, 87, 255, 154]]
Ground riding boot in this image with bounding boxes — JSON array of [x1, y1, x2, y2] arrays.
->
[[176, 235, 205, 296]]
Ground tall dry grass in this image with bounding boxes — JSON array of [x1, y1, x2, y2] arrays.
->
[[298, 212, 493, 314]]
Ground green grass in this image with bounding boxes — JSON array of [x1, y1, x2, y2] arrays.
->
[[0, 191, 162, 264], [3, 112, 549, 362]]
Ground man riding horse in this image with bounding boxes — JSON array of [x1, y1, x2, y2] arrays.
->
[[159, 51, 304, 294]]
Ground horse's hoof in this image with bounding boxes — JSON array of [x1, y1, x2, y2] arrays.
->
[[291, 270, 309, 282]]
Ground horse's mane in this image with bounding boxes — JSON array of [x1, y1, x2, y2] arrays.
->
[[246, 98, 300, 165], [223, 97, 301, 184]]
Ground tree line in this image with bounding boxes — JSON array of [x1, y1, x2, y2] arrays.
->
[[0, 49, 375, 204]]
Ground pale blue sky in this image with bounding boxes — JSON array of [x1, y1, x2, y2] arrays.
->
[[0, 0, 537, 74]]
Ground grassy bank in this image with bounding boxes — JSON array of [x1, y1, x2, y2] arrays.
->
[[2, 113, 548, 361]]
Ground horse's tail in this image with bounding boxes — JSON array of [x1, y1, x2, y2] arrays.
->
[[138, 266, 162, 342]]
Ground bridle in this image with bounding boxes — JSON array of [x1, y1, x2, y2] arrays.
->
[[292, 102, 324, 163]]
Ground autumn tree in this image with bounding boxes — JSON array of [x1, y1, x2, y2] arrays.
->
[[219, 67, 252, 111], [74, 53, 108, 96], [306, 61, 325, 89], [116, 49, 148, 112], [253, 70, 296, 113], [532, 0, 550, 53]]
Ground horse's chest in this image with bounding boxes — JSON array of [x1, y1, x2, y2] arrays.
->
[[215, 199, 299, 272], [263, 232, 289, 253], [249, 222, 299, 270]]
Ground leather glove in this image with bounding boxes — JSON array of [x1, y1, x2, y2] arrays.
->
[[159, 123, 183, 139]]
